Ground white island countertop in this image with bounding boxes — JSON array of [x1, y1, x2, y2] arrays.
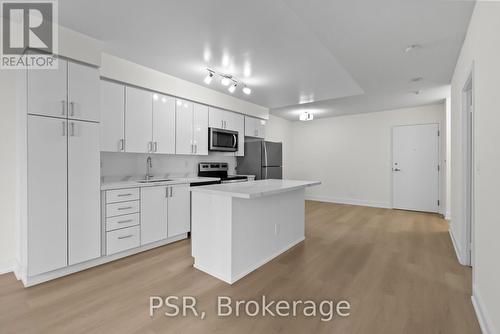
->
[[190, 179, 321, 199]]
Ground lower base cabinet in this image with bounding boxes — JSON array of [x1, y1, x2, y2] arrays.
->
[[168, 184, 191, 237], [106, 226, 141, 255]]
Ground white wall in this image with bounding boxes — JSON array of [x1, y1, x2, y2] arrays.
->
[[0, 71, 17, 273], [288, 104, 445, 209], [265, 115, 294, 178], [450, 2, 500, 333]]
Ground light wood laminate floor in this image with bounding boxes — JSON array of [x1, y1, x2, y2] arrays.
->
[[0, 202, 480, 334]]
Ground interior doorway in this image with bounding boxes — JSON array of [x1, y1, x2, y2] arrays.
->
[[463, 73, 474, 267]]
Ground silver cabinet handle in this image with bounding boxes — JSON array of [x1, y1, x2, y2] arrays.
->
[[148, 141, 153, 153], [117, 206, 132, 211], [117, 219, 133, 224], [221, 120, 224, 128], [194, 144, 197, 154], [70, 102, 75, 116], [70, 122, 75, 137], [62, 121, 66, 136], [191, 144, 194, 154], [61, 100, 66, 116], [154, 142, 158, 152], [117, 193, 132, 197], [119, 139, 125, 151], [118, 234, 133, 240], [393, 168, 401, 172], [169, 187, 173, 197]]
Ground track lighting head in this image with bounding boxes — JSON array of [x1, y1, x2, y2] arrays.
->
[[220, 77, 231, 86], [299, 112, 313, 121], [204, 71, 214, 85], [242, 86, 252, 95], [228, 82, 237, 93]]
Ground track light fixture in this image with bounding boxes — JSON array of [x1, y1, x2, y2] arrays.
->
[[203, 68, 252, 95], [299, 112, 314, 121]]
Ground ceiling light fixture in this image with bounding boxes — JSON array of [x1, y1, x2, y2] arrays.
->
[[299, 112, 314, 121], [203, 68, 252, 95], [204, 71, 214, 85], [404, 44, 422, 53], [228, 82, 237, 93]]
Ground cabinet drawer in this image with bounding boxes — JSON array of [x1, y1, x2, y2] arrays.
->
[[106, 200, 140, 217], [106, 188, 140, 204], [106, 213, 140, 231], [106, 226, 140, 255]]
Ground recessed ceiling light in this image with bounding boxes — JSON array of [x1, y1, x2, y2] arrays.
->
[[242, 86, 252, 95], [404, 44, 422, 53], [228, 83, 237, 93], [410, 77, 423, 82]]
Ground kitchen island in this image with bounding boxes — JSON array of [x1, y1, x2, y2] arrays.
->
[[190, 179, 320, 284]]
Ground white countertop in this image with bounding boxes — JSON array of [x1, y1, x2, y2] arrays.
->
[[101, 177, 220, 190], [190, 179, 321, 199]]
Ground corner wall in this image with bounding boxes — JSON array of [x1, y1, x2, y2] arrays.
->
[[450, 2, 500, 333]]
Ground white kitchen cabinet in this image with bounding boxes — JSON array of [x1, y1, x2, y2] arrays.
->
[[67, 62, 100, 122], [167, 184, 191, 237], [27, 115, 68, 276], [245, 116, 266, 139], [176, 99, 208, 155], [106, 226, 141, 255], [100, 80, 125, 152], [27, 59, 67, 118], [209, 107, 242, 131], [68, 120, 101, 265], [193, 103, 208, 155], [153, 93, 176, 154], [140, 186, 168, 245], [126, 86, 153, 153]]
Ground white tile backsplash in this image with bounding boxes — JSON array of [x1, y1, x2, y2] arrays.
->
[[101, 152, 237, 182]]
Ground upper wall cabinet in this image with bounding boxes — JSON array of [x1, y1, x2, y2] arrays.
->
[[245, 116, 266, 139], [28, 60, 100, 122], [152, 93, 176, 155], [28, 59, 67, 118], [100, 80, 125, 152], [176, 99, 208, 155], [125, 86, 153, 153], [67, 62, 100, 122], [209, 107, 242, 131]]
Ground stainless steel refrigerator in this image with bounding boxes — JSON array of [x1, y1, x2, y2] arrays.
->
[[236, 141, 282, 180]]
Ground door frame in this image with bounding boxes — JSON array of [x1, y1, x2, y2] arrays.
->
[[390, 122, 441, 213], [462, 68, 475, 268]]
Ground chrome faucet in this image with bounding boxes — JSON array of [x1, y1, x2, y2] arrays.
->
[[146, 156, 153, 180]]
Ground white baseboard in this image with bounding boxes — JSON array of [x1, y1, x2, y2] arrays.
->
[[305, 195, 391, 209], [445, 210, 451, 221], [0, 261, 13, 275], [472, 285, 497, 334], [448, 228, 466, 265]]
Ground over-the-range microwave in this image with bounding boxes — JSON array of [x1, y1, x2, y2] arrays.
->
[[209, 127, 238, 152]]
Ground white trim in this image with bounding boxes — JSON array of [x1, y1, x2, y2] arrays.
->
[[22, 233, 187, 287], [472, 285, 497, 334], [305, 195, 391, 209], [449, 228, 466, 265], [0, 261, 13, 275], [194, 237, 305, 284], [445, 211, 451, 221]]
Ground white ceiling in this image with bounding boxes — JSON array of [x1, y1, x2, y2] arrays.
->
[[59, 0, 474, 120]]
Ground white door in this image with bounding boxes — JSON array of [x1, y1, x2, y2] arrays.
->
[[67, 62, 100, 122], [153, 94, 176, 154], [27, 115, 68, 276], [28, 59, 67, 118], [141, 186, 168, 245], [68, 120, 101, 265], [167, 184, 191, 237], [392, 124, 439, 213], [176, 99, 194, 155], [208, 106, 224, 129], [126, 87, 153, 153], [193, 103, 208, 155], [100, 80, 125, 152]]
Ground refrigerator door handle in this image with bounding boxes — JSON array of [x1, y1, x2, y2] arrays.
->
[[263, 142, 268, 167]]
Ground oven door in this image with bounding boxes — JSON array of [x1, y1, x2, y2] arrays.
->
[[209, 128, 238, 152]]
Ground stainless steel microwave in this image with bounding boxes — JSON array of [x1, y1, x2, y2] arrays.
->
[[209, 127, 238, 152]]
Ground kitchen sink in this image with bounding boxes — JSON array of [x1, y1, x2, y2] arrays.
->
[[136, 179, 174, 183]]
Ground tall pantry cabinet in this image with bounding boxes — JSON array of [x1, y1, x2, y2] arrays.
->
[[25, 59, 101, 277]]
